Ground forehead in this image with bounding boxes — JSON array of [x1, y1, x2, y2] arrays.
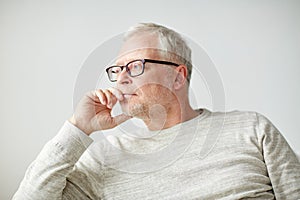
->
[[115, 49, 160, 65], [120, 32, 159, 53], [116, 33, 161, 64]]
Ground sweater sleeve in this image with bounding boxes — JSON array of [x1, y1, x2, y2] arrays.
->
[[256, 113, 300, 199], [12, 121, 93, 200]]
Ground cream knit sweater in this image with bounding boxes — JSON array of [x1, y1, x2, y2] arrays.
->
[[13, 109, 300, 199]]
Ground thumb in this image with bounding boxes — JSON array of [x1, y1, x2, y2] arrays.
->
[[112, 114, 132, 126]]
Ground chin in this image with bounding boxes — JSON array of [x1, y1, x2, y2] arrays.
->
[[121, 102, 148, 119]]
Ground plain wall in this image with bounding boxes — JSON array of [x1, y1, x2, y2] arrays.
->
[[1, 0, 299, 199]]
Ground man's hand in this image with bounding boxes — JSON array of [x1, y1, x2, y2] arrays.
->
[[69, 88, 132, 135]]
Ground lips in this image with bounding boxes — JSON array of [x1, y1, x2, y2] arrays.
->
[[123, 93, 137, 99]]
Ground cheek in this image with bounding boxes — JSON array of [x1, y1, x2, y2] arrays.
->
[[139, 84, 174, 102], [140, 69, 174, 88]]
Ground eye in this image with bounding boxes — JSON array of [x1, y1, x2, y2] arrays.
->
[[133, 63, 142, 70], [111, 67, 121, 74], [129, 61, 143, 71]]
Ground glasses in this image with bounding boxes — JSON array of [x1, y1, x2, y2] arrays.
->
[[105, 59, 179, 82]]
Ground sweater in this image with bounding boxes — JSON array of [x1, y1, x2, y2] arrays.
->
[[12, 109, 300, 199]]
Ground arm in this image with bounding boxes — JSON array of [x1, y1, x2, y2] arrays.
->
[[13, 89, 131, 199], [12, 121, 93, 200], [256, 113, 300, 199]]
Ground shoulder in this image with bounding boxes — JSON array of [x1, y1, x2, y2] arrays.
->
[[206, 109, 280, 141], [205, 109, 262, 128], [202, 109, 278, 139]]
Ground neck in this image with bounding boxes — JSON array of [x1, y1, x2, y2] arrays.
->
[[143, 99, 200, 131]]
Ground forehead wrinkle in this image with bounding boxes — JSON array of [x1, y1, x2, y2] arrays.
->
[[115, 48, 163, 65], [120, 32, 159, 52]]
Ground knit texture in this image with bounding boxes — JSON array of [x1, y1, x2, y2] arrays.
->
[[13, 109, 300, 199]]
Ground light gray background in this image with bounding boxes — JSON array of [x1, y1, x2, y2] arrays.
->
[[1, 0, 299, 199]]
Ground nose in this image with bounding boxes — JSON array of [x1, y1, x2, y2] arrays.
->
[[116, 67, 132, 85]]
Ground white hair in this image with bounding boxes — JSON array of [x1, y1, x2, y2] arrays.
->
[[124, 23, 193, 84]]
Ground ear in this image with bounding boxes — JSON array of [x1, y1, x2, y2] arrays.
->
[[174, 65, 188, 90]]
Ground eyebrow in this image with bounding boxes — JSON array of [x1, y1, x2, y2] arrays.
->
[[114, 58, 142, 66]]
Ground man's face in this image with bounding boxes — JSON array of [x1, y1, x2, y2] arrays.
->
[[115, 33, 177, 119]]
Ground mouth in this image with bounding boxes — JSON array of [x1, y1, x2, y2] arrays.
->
[[123, 93, 137, 99]]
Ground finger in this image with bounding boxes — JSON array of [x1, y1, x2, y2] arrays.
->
[[112, 113, 132, 126], [103, 90, 117, 109], [95, 89, 107, 105], [108, 87, 124, 101]]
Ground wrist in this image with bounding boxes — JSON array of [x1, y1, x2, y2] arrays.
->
[[68, 115, 92, 136]]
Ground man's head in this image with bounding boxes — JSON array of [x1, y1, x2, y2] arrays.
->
[[122, 23, 193, 83], [106, 23, 194, 128]]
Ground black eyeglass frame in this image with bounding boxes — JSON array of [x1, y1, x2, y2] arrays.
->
[[105, 59, 180, 82]]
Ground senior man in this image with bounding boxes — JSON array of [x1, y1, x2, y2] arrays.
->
[[13, 23, 300, 199]]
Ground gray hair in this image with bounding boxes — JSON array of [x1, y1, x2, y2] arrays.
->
[[124, 23, 193, 84]]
